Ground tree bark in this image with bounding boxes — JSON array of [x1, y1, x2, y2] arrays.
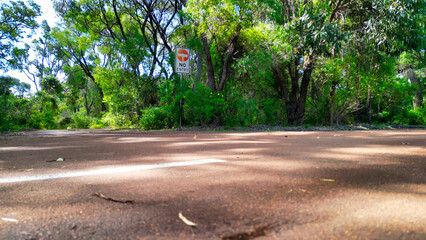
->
[[329, 84, 336, 125], [406, 69, 423, 110], [217, 26, 241, 91], [366, 85, 372, 124], [201, 33, 216, 92], [272, 56, 315, 125], [194, 48, 203, 90]]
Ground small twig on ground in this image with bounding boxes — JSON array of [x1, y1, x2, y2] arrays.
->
[[222, 225, 269, 240], [93, 192, 134, 204]]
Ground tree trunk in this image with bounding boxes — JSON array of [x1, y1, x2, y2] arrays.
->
[[366, 85, 372, 124], [272, 56, 314, 125], [217, 26, 241, 91], [194, 48, 203, 90], [330, 85, 336, 126], [406, 69, 423, 110], [201, 33, 216, 92]]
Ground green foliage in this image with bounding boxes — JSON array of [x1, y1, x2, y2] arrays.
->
[[140, 106, 175, 130], [100, 112, 132, 129], [223, 90, 258, 127], [392, 108, 426, 125], [183, 85, 225, 126], [31, 93, 59, 129], [0, 95, 33, 131], [71, 111, 92, 129], [41, 75, 63, 95], [3, 0, 425, 131], [0, 76, 34, 131], [183, 84, 275, 127], [0, 0, 41, 70]]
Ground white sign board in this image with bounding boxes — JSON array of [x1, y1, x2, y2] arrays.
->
[[175, 47, 190, 74]]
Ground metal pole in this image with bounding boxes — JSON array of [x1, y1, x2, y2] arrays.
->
[[179, 73, 183, 127]]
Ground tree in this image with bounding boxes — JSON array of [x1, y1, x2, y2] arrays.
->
[[399, 51, 425, 110], [245, 0, 424, 125], [11, 20, 66, 91], [187, 0, 252, 92], [0, 0, 40, 71], [0, 76, 32, 131], [256, 0, 345, 125], [52, 23, 107, 113], [53, 0, 185, 116]]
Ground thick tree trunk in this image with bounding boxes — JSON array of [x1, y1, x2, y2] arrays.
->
[[272, 56, 314, 125], [217, 26, 241, 91], [201, 33, 216, 92], [294, 57, 314, 123], [98, 86, 106, 112]]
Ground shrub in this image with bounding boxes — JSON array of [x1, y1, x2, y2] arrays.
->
[[183, 84, 275, 127], [183, 85, 222, 126], [101, 112, 133, 129], [71, 112, 92, 129], [140, 105, 174, 130], [57, 116, 73, 129], [393, 107, 425, 125]]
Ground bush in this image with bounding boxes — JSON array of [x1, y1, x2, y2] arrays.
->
[[183, 84, 277, 127], [140, 105, 174, 130], [221, 90, 259, 127], [392, 107, 425, 125], [376, 111, 391, 123], [57, 116, 73, 129], [183, 85, 222, 126], [71, 112, 92, 129], [101, 112, 133, 129], [259, 97, 286, 125]]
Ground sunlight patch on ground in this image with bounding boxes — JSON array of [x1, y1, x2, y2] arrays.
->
[[115, 137, 174, 143], [309, 188, 426, 237], [327, 146, 424, 156], [168, 140, 273, 147], [229, 159, 314, 171]]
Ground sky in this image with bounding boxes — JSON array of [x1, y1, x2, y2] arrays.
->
[[2, 0, 59, 91], [37, 0, 58, 27]]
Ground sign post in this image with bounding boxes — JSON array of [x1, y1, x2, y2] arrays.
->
[[175, 47, 190, 127]]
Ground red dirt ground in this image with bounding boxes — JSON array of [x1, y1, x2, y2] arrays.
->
[[0, 129, 425, 239]]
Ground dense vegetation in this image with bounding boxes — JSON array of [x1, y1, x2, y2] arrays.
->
[[1, 0, 425, 131]]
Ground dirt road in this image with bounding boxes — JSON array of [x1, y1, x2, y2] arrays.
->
[[0, 129, 425, 239]]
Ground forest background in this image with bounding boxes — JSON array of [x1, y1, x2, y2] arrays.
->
[[0, 0, 424, 131]]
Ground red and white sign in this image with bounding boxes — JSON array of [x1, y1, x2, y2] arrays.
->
[[175, 47, 190, 74]]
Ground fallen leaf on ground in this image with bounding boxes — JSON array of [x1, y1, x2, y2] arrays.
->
[[2, 218, 18, 223], [178, 212, 197, 227], [93, 192, 134, 204], [24, 168, 34, 172], [321, 179, 335, 182]]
